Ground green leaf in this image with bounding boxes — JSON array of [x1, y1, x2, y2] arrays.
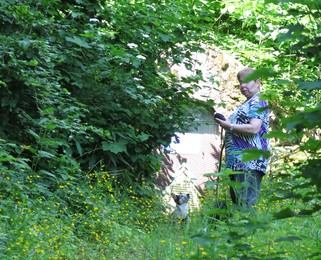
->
[[297, 80, 321, 91], [39, 170, 56, 179], [75, 141, 83, 156], [102, 141, 127, 154], [25, 59, 38, 66], [158, 33, 171, 42], [243, 68, 278, 82], [0, 155, 16, 162], [137, 133, 150, 142], [235, 149, 271, 162], [275, 236, 302, 243], [264, 131, 293, 140], [0, 80, 7, 87], [65, 36, 90, 48], [38, 150, 56, 159], [204, 181, 218, 189], [301, 159, 321, 190], [191, 235, 216, 246], [203, 172, 227, 178], [46, 123, 57, 130], [28, 129, 40, 139], [206, 179, 244, 190], [273, 207, 295, 220]]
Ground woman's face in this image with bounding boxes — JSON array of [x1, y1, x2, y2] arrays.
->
[[238, 77, 260, 99]]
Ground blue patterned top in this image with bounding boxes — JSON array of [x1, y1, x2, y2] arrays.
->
[[224, 94, 270, 174]]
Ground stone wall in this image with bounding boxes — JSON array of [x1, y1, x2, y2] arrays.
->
[[172, 45, 245, 114]]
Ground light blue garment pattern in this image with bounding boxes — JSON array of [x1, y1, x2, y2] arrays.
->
[[224, 94, 270, 174]]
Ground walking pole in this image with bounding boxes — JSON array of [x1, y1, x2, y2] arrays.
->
[[216, 127, 225, 195], [214, 112, 226, 196]]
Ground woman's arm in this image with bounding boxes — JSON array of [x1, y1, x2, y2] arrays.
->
[[215, 118, 262, 135]]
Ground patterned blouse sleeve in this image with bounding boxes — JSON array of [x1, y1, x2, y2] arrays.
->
[[248, 97, 268, 121]]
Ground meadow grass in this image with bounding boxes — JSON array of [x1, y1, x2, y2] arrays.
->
[[1, 171, 320, 259]]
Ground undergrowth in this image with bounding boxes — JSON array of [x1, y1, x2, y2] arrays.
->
[[1, 169, 320, 259]]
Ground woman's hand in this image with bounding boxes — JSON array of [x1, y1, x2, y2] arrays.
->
[[214, 118, 232, 131]]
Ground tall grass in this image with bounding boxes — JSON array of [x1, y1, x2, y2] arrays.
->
[[1, 170, 320, 259]]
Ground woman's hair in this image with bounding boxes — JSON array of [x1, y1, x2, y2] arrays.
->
[[237, 68, 260, 84]]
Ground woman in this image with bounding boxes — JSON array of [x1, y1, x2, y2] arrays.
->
[[214, 68, 270, 207]]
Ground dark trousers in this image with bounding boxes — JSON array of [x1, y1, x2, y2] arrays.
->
[[230, 170, 264, 207]]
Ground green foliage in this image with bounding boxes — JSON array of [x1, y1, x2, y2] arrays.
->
[[207, 0, 321, 209], [1, 0, 321, 259], [0, 168, 167, 259], [265, 1, 321, 217], [2, 173, 320, 259], [0, 0, 213, 189]]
